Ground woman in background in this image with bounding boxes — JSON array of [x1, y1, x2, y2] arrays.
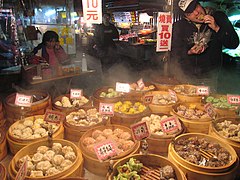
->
[[32, 30, 69, 66]]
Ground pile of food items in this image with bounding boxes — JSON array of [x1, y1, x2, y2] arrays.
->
[[174, 136, 231, 167], [82, 128, 134, 154], [16, 143, 77, 177], [55, 96, 89, 108], [205, 96, 236, 109], [99, 88, 121, 98], [141, 114, 180, 135], [216, 120, 240, 141], [10, 117, 59, 139], [130, 83, 155, 91], [114, 158, 177, 180], [66, 108, 104, 127], [175, 104, 210, 119], [152, 94, 177, 105], [173, 85, 197, 96], [114, 101, 146, 114]]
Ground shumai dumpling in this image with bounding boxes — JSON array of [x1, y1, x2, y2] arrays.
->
[[34, 128, 47, 136], [92, 130, 103, 139], [12, 129, 22, 137], [60, 159, 73, 170], [37, 146, 49, 154], [52, 143, 62, 153], [55, 101, 62, 107], [34, 118, 44, 124], [30, 170, 44, 177], [52, 155, 65, 166], [46, 167, 60, 176], [64, 151, 76, 161], [23, 119, 34, 127], [15, 123, 26, 130], [43, 150, 55, 161], [32, 152, 43, 163], [82, 137, 96, 146], [36, 160, 52, 172], [62, 146, 74, 154], [18, 155, 31, 168], [27, 161, 35, 171]]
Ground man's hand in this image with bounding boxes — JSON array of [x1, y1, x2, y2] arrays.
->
[[187, 44, 206, 55], [203, 15, 220, 32]]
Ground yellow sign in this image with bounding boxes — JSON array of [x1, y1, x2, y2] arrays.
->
[[59, 37, 64, 45], [66, 37, 73, 45]]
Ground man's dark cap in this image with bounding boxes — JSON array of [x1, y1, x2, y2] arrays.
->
[[178, 0, 198, 13]]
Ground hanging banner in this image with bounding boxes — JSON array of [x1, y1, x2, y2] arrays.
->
[[156, 12, 172, 52], [82, 0, 102, 24]]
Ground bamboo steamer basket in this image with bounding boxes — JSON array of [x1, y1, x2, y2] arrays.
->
[[107, 154, 187, 180], [171, 102, 214, 134], [92, 86, 124, 107], [61, 178, 86, 180], [143, 91, 178, 114], [4, 90, 52, 125], [0, 163, 7, 180], [111, 100, 151, 127], [168, 133, 239, 180], [8, 139, 83, 180], [0, 128, 7, 161], [64, 106, 110, 142], [7, 115, 64, 154], [0, 101, 6, 128], [172, 84, 203, 103], [203, 94, 238, 117], [151, 76, 181, 91], [78, 124, 140, 176], [53, 94, 92, 115]]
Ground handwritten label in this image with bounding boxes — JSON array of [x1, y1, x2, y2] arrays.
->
[[160, 116, 180, 133], [227, 94, 240, 105], [94, 140, 117, 161], [70, 89, 82, 99], [99, 103, 114, 116], [15, 159, 27, 180], [15, 93, 32, 107], [44, 109, 65, 124], [204, 103, 217, 119], [116, 82, 130, 93], [168, 89, 178, 102], [131, 121, 150, 141], [196, 86, 209, 96], [144, 95, 153, 104], [137, 78, 145, 90]]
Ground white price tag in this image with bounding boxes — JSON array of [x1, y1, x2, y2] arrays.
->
[[94, 140, 117, 161], [137, 78, 145, 90], [227, 94, 240, 105], [15, 93, 32, 107], [160, 116, 180, 133], [196, 86, 209, 96], [131, 121, 150, 141], [44, 109, 65, 124], [99, 103, 114, 115], [116, 82, 130, 93], [70, 89, 82, 99], [204, 103, 217, 119], [15, 159, 27, 180]]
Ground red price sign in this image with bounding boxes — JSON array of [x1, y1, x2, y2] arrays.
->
[[196, 86, 209, 96], [204, 103, 217, 119], [94, 140, 117, 161], [70, 89, 82, 99], [131, 121, 150, 141], [44, 109, 65, 124], [144, 95, 153, 104], [227, 94, 240, 105], [137, 78, 145, 90], [168, 89, 178, 101], [15, 93, 32, 107], [160, 116, 180, 133], [15, 159, 27, 180], [116, 82, 130, 93], [99, 103, 114, 115]]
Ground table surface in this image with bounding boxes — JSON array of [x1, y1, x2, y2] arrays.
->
[[28, 70, 95, 85]]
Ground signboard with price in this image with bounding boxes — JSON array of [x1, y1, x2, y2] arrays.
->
[[137, 78, 145, 90], [144, 95, 153, 104], [70, 89, 82, 99], [116, 82, 130, 93], [44, 109, 65, 124], [15, 93, 32, 107], [94, 140, 117, 161], [99, 103, 114, 116], [196, 86, 209, 96], [131, 121, 150, 141], [227, 94, 240, 105], [15, 159, 27, 180], [160, 116, 180, 133], [204, 103, 217, 119]]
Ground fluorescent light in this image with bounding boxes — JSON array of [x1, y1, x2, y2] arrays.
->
[[228, 15, 240, 22], [45, 9, 55, 16]]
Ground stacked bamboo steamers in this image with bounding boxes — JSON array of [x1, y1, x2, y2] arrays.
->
[[0, 79, 239, 180]]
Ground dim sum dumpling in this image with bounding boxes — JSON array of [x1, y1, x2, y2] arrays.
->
[[52, 143, 63, 153], [82, 137, 96, 146], [52, 154, 65, 166], [60, 159, 73, 169], [37, 146, 49, 154], [43, 150, 55, 161], [103, 128, 113, 137], [23, 119, 34, 127], [34, 128, 47, 136], [64, 151, 76, 161], [55, 101, 62, 106], [46, 167, 60, 176], [62, 146, 74, 154], [30, 170, 44, 177], [92, 130, 103, 139], [32, 152, 43, 163], [36, 160, 52, 172], [122, 140, 134, 151], [119, 132, 131, 140]]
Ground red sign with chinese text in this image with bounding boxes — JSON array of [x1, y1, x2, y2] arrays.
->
[[44, 109, 65, 124], [99, 103, 114, 116], [15, 93, 32, 107], [94, 140, 117, 161], [131, 121, 150, 141], [227, 94, 240, 105]]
